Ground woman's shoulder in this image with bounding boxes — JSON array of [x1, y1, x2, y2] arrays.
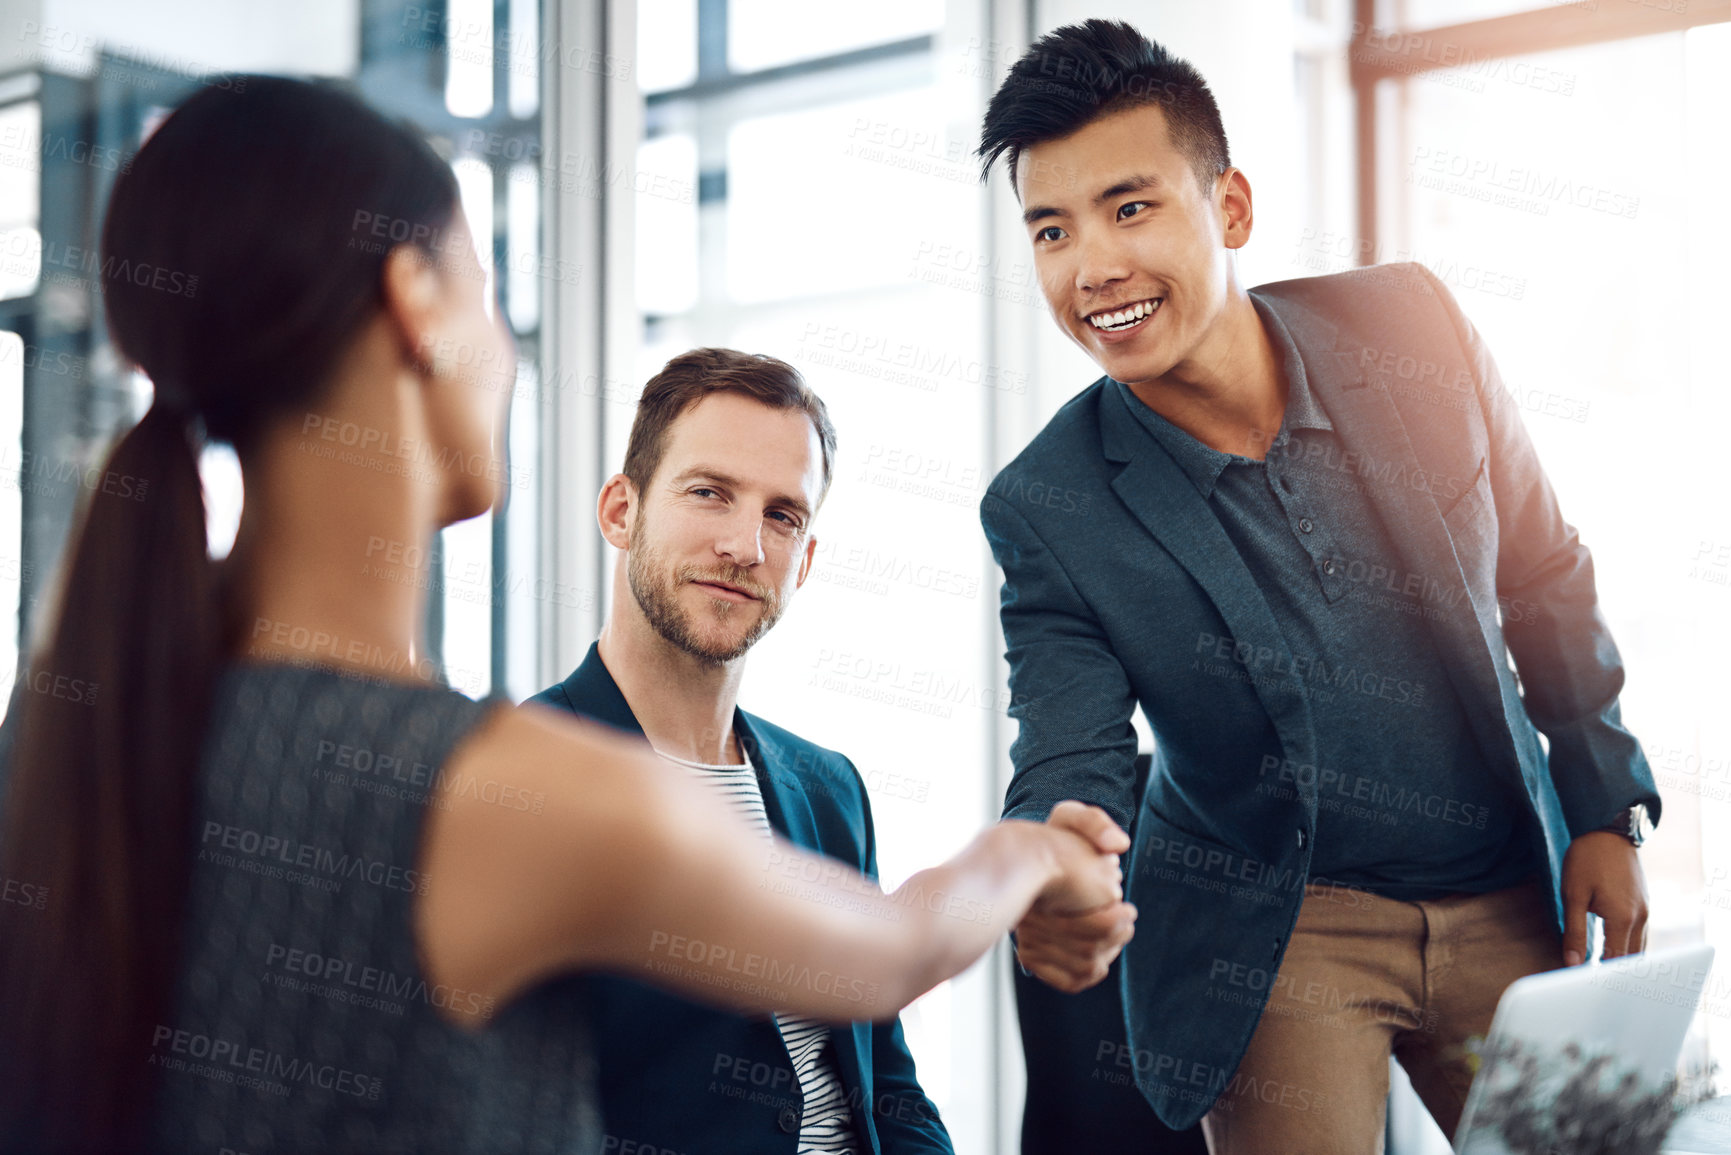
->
[[209, 658, 493, 750]]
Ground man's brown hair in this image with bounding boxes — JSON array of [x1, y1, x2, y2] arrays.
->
[[622, 347, 837, 505]]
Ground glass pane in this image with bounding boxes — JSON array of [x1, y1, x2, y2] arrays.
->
[[728, 0, 943, 72], [440, 513, 493, 699], [506, 161, 540, 333], [0, 101, 42, 300], [726, 86, 973, 304], [445, 0, 495, 118], [507, 0, 540, 119], [452, 157, 497, 316], [635, 133, 699, 315], [0, 102, 40, 228], [611, 324, 685, 477], [198, 443, 244, 560], [0, 331, 21, 708], [500, 356, 545, 702], [443, 159, 498, 699], [0, 228, 40, 301], [637, 0, 699, 92]]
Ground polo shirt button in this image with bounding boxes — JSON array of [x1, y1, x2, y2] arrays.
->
[[1296, 828, 1307, 850], [1298, 517, 1314, 534], [1322, 559, 1336, 575], [778, 1106, 801, 1134]]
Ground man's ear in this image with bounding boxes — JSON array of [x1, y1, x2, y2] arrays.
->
[[597, 473, 635, 551], [1219, 167, 1254, 251], [794, 533, 817, 590]]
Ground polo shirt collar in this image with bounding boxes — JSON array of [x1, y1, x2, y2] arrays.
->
[[1113, 295, 1332, 499]]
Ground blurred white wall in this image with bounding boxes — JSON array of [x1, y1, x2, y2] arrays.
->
[[1, 0, 358, 77], [0, 0, 42, 72]]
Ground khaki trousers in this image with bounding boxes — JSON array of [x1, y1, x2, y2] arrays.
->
[[1200, 878, 1562, 1155]]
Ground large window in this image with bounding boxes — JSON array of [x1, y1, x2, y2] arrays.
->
[[1356, 6, 1731, 1148], [1396, 8, 1731, 1054], [0, 1, 550, 712], [0, 90, 39, 703], [629, 2, 1012, 1145]]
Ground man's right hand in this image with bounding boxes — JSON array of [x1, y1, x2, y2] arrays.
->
[[1018, 800, 1138, 993]]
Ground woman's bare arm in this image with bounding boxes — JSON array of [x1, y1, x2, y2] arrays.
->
[[414, 702, 1129, 1026]]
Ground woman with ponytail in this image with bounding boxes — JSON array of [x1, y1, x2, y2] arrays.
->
[[0, 77, 1135, 1154]]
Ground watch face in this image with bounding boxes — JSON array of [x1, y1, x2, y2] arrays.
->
[[1626, 805, 1648, 846]]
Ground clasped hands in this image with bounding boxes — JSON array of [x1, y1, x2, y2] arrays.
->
[[1021, 800, 1139, 993], [1021, 813, 1650, 991]]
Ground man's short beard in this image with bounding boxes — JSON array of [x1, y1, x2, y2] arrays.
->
[[626, 511, 785, 666]]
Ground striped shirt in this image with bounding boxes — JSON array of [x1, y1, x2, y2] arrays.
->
[[656, 745, 859, 1155]]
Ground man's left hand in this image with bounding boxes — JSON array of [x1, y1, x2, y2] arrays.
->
[[1561, 830, 1648, 967]]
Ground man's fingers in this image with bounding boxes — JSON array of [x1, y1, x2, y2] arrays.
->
[[1032, 909, 1133, 957], [1032, 959, 1090, 991], [1600, 902, 1645, 960], [1562, 888, 1590, 967], [1064, 959, 1111, 993], [1067, 900, 1134, 932], [1029, 894, 1131, 933], [1018, 905, 1136, 987], [1028, 963, 1080, 993], [1016, 941, 1093, 990], [1600, 915, 1628, 960], [1027, 951, 1114, 994], [1019, 903, 1130, 944], [1048, 800, 1130, 854]]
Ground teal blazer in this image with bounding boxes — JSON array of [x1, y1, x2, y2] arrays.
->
[[526, 644, 953, 1154]]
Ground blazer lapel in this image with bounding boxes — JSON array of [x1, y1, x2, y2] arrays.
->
[[1261, 292, 1523, 782], [733, 712, 870, 1114], [734, 712, 820, 848], [560, 648, 833, 842], [555, 642, 642, 734]]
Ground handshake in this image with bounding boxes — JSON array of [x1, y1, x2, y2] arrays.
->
[[1016, 800, 1140, 994]]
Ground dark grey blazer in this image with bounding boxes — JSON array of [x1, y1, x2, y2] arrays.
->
[[981, 263, 1659, 1129]]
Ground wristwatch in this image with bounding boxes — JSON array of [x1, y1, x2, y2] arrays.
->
[[1598, 804, 1649, 848]]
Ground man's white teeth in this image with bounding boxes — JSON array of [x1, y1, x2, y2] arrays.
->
[[1089, 299, 1159, 331]]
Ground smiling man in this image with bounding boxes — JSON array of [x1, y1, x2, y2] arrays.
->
[[527, 348, 955, 1155], [977, 20, 1660, 1153]]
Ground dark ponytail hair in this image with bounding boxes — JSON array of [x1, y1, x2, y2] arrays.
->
[[0, 76, 459, 1152]]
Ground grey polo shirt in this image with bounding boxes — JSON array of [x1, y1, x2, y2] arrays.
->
[[1113, 314, 1536, 901]]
